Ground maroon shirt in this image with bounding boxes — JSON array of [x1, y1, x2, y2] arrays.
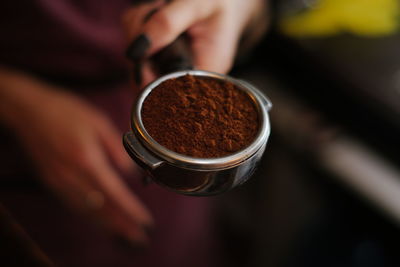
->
[[0, 0, 131, 88]]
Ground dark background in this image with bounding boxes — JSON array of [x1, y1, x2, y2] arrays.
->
[[217, 6, 400, 265]]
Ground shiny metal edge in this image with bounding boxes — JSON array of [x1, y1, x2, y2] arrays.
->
[[132, 70, 271, 170]]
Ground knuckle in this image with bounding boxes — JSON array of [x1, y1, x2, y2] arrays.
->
[[151, 11, 175, 34], [66, 142, 95, 169]]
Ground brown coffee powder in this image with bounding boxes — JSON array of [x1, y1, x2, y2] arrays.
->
[[141, 74, 259, 158]]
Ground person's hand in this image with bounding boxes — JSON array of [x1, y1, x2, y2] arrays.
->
[[0, 71, 153, 244], [123, 0, 266, 86]]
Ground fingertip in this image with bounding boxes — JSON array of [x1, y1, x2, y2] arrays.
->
[[194, 55, 234, 74], [124, 192, 154, 228], [141, 63, 157, 88], [119, 153, 136, 175], [140, 209, 155, 229], [126, 34, 151, 61], [191, 35, 236, 74]]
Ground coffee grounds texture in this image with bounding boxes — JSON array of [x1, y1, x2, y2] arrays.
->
[[141, 74, 259, 158]]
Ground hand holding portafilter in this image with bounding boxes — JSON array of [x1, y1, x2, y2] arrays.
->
[[123, 0, 267, 81], [127, 33, 193, 86], [124, 1, 272, 196], [125, 0, 193, 86]]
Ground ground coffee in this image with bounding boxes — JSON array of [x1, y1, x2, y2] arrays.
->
[[141, 74, 259, 158]]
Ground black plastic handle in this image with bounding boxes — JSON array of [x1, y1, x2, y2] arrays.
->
[[151, 34, 193, 75]]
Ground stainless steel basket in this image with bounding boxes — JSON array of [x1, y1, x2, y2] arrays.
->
[[123, 70, 272, 196]]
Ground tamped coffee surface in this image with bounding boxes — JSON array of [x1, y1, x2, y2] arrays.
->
[[141, 75, 259, 158]]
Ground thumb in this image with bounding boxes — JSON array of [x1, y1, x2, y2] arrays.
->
[[191, 23, 239, 74]]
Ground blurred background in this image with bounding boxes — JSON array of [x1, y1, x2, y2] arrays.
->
[[219, 0, 400, 266], [1, 0, 400, 266]]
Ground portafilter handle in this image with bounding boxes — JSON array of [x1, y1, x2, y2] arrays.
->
[[123, 131, 164, 171], [151, 34, 193, 75]]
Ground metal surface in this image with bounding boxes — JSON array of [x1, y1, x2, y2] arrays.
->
[[123, 132, 164, 170], [124, 70, 271, 195], [133, 70, 271, 170]]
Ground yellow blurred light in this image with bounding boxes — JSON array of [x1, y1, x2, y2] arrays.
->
[[280, 0, 400, 37]]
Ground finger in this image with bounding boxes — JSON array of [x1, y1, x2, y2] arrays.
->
[[83, 140, 154, 228], [190, 20, 239, 73], [37, 154, 93, 210], [121, 1, 165, 41], [141, 61, 157, 88], [102, 203, 150, 245], [93, 165, 153, 228], [49, 131, 153, 230], [45, 158, 149, 244], [139, 0, 219, 56], [95, 116, 135, 174]]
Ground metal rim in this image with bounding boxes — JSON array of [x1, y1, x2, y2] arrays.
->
[[132, 70, 271, 170]]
